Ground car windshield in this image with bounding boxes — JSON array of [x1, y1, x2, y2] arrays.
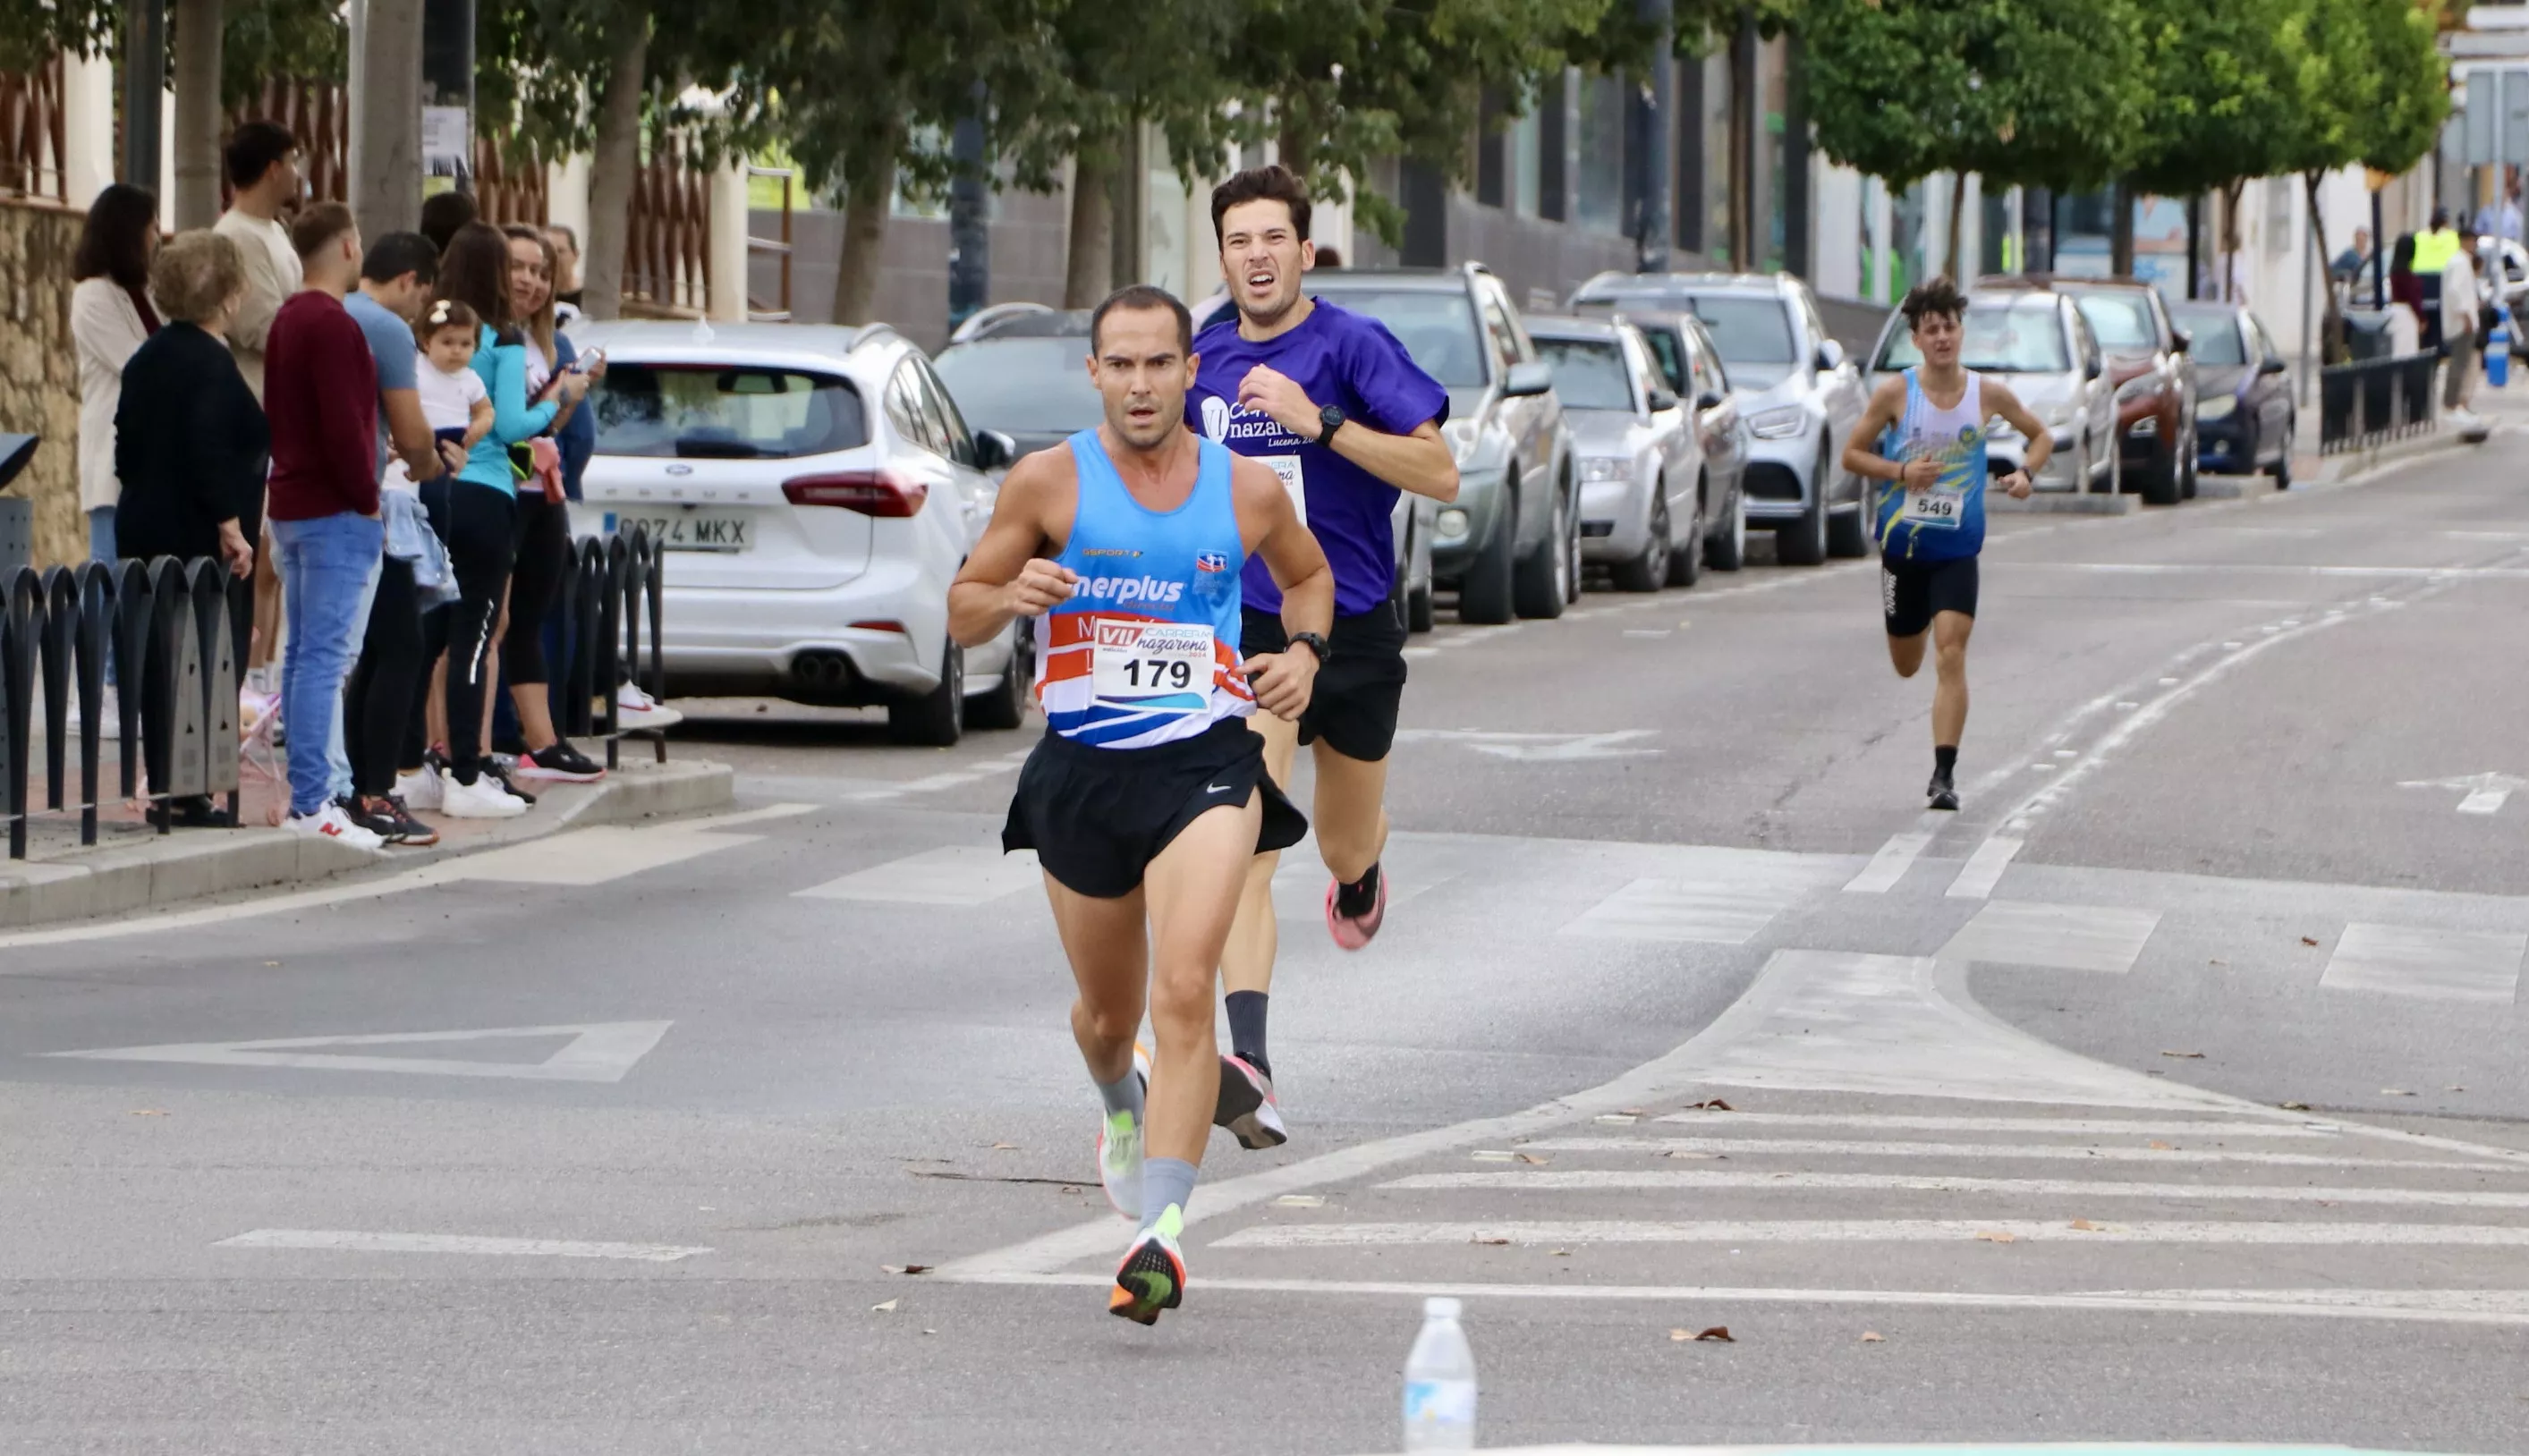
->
[[1635, 326, 1691, 395], [2074, 293, 2158, 351], [1312, 289, 1489, 387], [1534, 338, 1635, 411], [591, 365, 867, 458], [2172, 309, 2247, 366], [933, 338, 1105, 435], [1878, 301, 2071, 374]]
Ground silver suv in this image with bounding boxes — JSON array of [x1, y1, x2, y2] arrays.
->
[[1571, 271, 1870, 565], [1307, 265, 1578, 624]]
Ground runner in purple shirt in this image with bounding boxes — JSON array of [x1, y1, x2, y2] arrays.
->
[[1187, 166, 1460, 1151]]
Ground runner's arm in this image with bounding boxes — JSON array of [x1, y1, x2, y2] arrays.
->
[[949, 452, 1074, 648], [1982, 380, 2047, 497], [1235, 455, 1332, 719], [1841, 377, 1935, 489]]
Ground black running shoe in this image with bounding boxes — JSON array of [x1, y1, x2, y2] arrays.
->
[[358, 793, 440, 847], [517, 740, 605, 783], [339, 795, 401, 839], [1211, 1054, 1288, 1149], [1928, 771, 1960, 812]]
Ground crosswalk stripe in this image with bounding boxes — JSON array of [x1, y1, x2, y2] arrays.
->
[[1647, 1112, 2345, 1139], [1843, 830, 1933, 893], [793, 846, 1040, 905], [1210, 1219, 2529, 1249], [1509, 1136, 2514, 1172], [1382, 1170, 2529, 1208], [2321, 922, 2525, 1003], [1562, 878, 1796, 944], [1945, 836, 2023, 899], [1939, 900, 2162, 973]]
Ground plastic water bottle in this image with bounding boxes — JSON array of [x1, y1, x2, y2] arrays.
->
[[1402, 1296, 1477, 1452], [2488, 304, 2513, 389]]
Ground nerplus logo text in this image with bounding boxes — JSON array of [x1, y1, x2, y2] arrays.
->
[[1078, 574, 1185, 605]]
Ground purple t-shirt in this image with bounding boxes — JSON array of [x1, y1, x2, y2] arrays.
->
[[1190, 300, 1450, 617]]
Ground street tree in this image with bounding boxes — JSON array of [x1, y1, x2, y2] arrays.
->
[[2126, 0, 2306, 299]]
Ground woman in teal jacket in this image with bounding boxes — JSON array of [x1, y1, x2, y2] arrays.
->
[[405, 221, 583, 817]]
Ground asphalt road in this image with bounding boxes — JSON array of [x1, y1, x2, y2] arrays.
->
[[4, 429, 2528, 1454]]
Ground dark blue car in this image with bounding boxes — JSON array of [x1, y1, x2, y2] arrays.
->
[[2173, 301, 2297, 489]]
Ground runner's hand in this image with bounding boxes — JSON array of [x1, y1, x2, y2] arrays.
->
[[1900, 456, 1940, 491], [1999, 469, 2033, 500], [1008, 558, 1078, 615], [1236, 365, 1321, 439], [1238, 648, 1319, 721]]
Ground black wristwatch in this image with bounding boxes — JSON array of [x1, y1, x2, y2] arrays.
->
[[1290, 631, 1332, 665], [1316, 404, 1346, 445]]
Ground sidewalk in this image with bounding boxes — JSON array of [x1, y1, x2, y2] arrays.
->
[[1, 741, 732, 930]]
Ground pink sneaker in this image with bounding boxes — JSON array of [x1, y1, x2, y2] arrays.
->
[[1324, 865, 1387, 951]]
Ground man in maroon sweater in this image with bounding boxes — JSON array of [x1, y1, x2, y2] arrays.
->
[[264, 201, 386, 847]]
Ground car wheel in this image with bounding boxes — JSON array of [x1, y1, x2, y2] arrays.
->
[[1704, 485, 1745, 572], [1616, 490, 1674, 592], [2270, 438, 2293, 490], [2179, 425, 2199, 500], [1407, 580, 1435, 633], [1825, 495, 1870, 559], [2142, 435, 2182, 506], [1458, 491, 1517, 625], [966, 635, 1028, 731], [1776, 446, 1830, 567], [887, 639, 964, 746], [1565, 485, 1584, 605], [1513, 481, 1571, 618]]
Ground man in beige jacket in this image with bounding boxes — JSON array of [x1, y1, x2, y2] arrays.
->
[[213, 119, 301, 683]]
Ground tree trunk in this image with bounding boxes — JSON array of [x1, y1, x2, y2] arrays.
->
[[352, 0, 425, 237], [2220, 180, 2248, 302], [2109, 177, 2136, 277], [579, 11, 649, 322], [170, 0, 222, 229], [1065, 145, 1116, 309], [831, 123, 901, 326], [2304, 172, 2343, 365], [1941, 172, 1967, 282]]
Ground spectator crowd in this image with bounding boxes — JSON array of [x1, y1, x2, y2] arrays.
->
[[68, 119, 644, 850]]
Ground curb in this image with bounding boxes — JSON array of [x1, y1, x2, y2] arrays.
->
[[1990, 492, 2137, 515], [0, 758, 734, 931], [2312, 423, 2485, 486]]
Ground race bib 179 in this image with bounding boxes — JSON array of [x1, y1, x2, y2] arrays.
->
[[1091, 619, 1215, 707]]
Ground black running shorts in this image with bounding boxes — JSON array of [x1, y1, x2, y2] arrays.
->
[[1880, 554, 1979, 639], [1240, 602, 1409, 762], [1003, 717, 1309, 899]]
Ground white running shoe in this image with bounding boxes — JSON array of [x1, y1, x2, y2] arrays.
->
[[394, 764, 445, 812], [1097, 1044, 1153, 1220], [286, 800, 384, 850], [441, 773, 529, 818]]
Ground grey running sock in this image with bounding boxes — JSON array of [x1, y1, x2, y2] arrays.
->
[[1139, 1157, 1197, 1233], [1096, 1062, 1145, 1122]]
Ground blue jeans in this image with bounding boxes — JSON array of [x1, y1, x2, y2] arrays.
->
[[271, 512, 384, 817]]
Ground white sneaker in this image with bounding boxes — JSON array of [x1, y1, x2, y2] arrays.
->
[[618, 681, 659, 714], [441, 773, 529, 818], [394, 764, 445, 812], [286, 800, 384, 850], [614, 681, 682, 731]]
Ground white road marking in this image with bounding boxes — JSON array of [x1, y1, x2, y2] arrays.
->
[[1510, 1136, 2512, 1171], [1650, 1111, 2347, 1138], [795, 845, 1041, 906], [1211, 1219, 2529, 1249], [845, 750, 1033, 802], [216, 1230, 709, 1261], [1382, 1170, 2529, 1208], [1842, 828, 1934, 893], [2398, 771, 2523, 816], [1389, 728, 1661, 761], [2321, 923, 2526, 1004], [1939, 901, 2161, 974], [1561, 878, 1796, 945], [43, 1020, 674, 1082], [1945, 836, 2023, 899]]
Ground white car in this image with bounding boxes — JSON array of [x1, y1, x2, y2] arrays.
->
[[571, 321, 1027, 745]]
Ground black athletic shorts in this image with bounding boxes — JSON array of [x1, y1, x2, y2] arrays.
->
[[1240, 601, 1409, 762], [1002, 717, 1309, 899], [1880, 554, 1979, 639]]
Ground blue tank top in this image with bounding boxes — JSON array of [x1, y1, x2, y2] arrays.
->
[[1034, 430, 1254, 748], [1872, 368, 1989, 562]]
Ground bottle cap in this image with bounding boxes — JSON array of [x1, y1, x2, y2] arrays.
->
[[1424, 1296, 1462, 1318]]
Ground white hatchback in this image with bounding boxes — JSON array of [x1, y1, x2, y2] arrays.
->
[[572, 320, 1027, 745]]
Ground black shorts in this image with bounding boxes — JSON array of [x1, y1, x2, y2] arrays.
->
[[1240, 602, 1409, 762], [1880, 554, 1979, 639], [1002, 717, 1309, 899]]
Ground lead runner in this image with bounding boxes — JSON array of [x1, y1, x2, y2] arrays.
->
[[951, 284, 1334, 1325], [1190, 165, 1460, 1151]]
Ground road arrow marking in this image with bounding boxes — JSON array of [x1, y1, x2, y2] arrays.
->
[[42, 1020, 675, 1082], [1391, 729, 1660, 761], [2398, 772, 2525, 816]]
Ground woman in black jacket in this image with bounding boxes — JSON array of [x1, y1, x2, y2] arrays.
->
[[115, 229, 264, 574]]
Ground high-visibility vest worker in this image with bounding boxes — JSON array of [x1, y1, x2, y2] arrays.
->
[[2414, 216, 2462, 275]]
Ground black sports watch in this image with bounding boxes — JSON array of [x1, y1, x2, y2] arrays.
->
[[1290, 631, 1333, 665], [1316, 404, 1346, 445]]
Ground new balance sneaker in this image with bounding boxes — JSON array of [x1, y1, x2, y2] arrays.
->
[[1211, 1053, 1287, 1150], [286, 800, 383, 850], [1107, 1206, 1187, 1325], [1327, 862, 1388, 950], [516, 741, 605, 783], [441, 772, 529, 819], [358, 794, 439, 847], [394, 763, 445, 812], [1097, 1044, 1153, 1220]]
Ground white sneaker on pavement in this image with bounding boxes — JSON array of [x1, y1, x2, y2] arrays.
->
[[441, 773, 529, 819], [393, 764, 445, 812], [286, 800, 384, 851]]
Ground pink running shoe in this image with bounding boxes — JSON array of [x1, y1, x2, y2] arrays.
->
[[1325, 863, 1387, 951]]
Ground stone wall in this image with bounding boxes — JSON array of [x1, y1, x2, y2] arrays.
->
[[0, 198, 84, 571]]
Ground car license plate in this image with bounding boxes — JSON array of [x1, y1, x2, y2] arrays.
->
[[624, 514, 751, 552]]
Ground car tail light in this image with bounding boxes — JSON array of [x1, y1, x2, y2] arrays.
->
[[783, 471, 929, 517], [849, 619, 910, 635]]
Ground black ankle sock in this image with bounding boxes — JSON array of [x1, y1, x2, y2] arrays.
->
[[1934, 746, 1957, 779], [1334, 862, 1382, 918], [1225, 991, 1270, 1078]]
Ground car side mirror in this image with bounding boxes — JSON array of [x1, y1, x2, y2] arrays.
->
[[2172, 328, 2192, 354], [1644, 387, 1679, 412], [2258, 356, 2288, 376], [1694, 389, 1725, 411], [2085, 356, 2104, 380], [1502, 360, 1554, 398], [972, 428, 1017, 470], [1815, 339, 1846, 372]]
